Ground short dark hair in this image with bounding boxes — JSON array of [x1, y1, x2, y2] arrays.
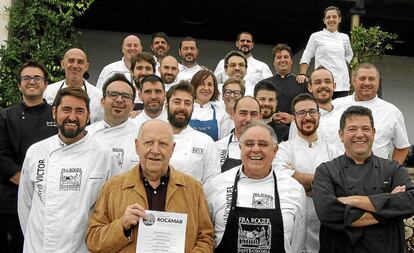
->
[[151, 32, 169, 44], [17, 60, 49, 82], [53, 86, 90, 112], [309, 65, 335, 84], [179, 36, 198, 49], [291, 93, 319, 113], [233, 96, 261, 114], [224, 50, 247, 69], [130, 52, 156, 72], [237, 31, 254, 43], [254, 81, 277, 98], [222, 78, 246, 97], [272, 44, 292, 60], [102, 73, 136, 101], [339, 105, 374, 131], [324, 6, 342, 18], [190, 70, 219, 101], [141, 74, 165, 91], [166, 80, 195, 104]]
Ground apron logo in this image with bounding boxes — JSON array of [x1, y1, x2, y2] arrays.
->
[[238, 217, 272, 252], [59, 168, 82, 191], [112, 148, 125, 167], [252, 193, 274, 208], [191, 147, 204, 154]]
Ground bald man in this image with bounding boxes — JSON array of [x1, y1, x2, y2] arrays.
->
[[86, 120, 214, 253], [97, 35, 143, 89], [44, 48, 104, 123], [159, 55, 180, 91]]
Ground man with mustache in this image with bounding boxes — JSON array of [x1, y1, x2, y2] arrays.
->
[[151, 32, 171, 76], [214, 32, 272, 94], [18, 86, 114, 252], [166, 81, 220, 184], [254, 81, 289, 143], [96, 35, 142, 89], [332, 63, 410, 164], [256, 44, 308, 126], [87, 73, 140, 174], [275, 93, 341, 253], [132, 74, 168, 129], [0, 61, 57, 252], [158, 55, 180, 91], [176, 37, 203, 82], [44, 48, 103, 123]]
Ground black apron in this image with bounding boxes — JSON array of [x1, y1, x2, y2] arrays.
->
[[215, 170, 286, 253], [221, 133, 242, 172]]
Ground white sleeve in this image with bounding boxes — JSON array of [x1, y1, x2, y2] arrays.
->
[[202, 139, 221, 185], [287, 188, 307, 253], [213, 59, 226, 84], [344, 34, 353, 64], [274, 142, 295, 176], [218, 112, 232, 140], [17, 150, 34, 236], [392, 109, 410, 149], [261, 63, 274, 79], [96, 67, 108, 90], [300, 33, 317, 65], [288, 122, 298, 140]]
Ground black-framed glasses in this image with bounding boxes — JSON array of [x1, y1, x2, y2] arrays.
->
[[105, 91, 133, 102], [294, 109, 319, 118], [223, 89, 242, 97], [20, 75, 44, 83]]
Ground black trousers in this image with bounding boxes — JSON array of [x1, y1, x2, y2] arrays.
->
[[0, 214, 23, 253]]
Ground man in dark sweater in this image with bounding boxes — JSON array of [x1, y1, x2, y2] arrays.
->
[[255, 44, 308, 125], [0, 61, 57, 252]]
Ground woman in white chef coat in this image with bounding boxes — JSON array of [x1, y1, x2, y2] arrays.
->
[[189, 70, 231, 141], [298, 6, 353, 99]]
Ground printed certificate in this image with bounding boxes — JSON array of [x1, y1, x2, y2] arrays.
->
[[136, 210, 187, 253]]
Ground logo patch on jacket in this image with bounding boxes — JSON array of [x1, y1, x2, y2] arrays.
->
[[59, 168, 82, 191], [191, 147, 204, 154], [112, 148, 124, 167]]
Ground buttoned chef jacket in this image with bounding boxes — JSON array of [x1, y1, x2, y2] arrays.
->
[[18, 133, 114, 253], [44, 79, 104, 123], [204, 166, 307, 253], [170, 126, 221, 185], [87, 118, 139, 174]]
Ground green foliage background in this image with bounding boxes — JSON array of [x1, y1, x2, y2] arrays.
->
[[0, 0, 94, 108]]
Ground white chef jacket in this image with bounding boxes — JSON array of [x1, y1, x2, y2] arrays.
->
[[216, 133, 278, 168], [300, 29, 353, 92], [191, 101, 232, 140], [170, 126, 220, 184], [96, 58, 133, 89], [214, 55, 273, 96], [131, 109, 168, 131], [18, 134, 114, 253], [87, 118, 139, 174], [203, 166, 307, 253], [333, 94, 410, 158], [275, 135, 341, 253], [176, 64, 203, 82], [44, 79, 104, 123]]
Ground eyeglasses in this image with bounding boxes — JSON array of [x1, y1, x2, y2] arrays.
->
[[294, 109, 319, 118], [223, 89, 242, 97], [242, 140, 275, 148], [105, 91, 133, 102], [20, 75, 44, 83]]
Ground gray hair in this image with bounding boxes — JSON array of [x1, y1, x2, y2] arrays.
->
[[240, 121, 278, 144]]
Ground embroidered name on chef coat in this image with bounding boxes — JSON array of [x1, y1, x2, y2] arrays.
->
[[59, 168, 82, 191], [112, 148, 125, 167], [238, 217, 272, 252], [191, 147, 204, 154], [252, 193, 274, 208]]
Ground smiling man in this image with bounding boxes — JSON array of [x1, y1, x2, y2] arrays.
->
[[18, 86, 113, 253], [176, 37, 203, 82], [205, 121, 306, 253], [44, 48, 103, 123], [333, 63, 410, 164], [87, 73, 140, 174], [275, 93, 341, 253], [313, 105, 414, 253], [158, 55, 180, 91]]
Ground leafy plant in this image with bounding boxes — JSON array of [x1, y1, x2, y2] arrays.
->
[[350, 25, 398, 69], [0, 0, 94, 108]]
